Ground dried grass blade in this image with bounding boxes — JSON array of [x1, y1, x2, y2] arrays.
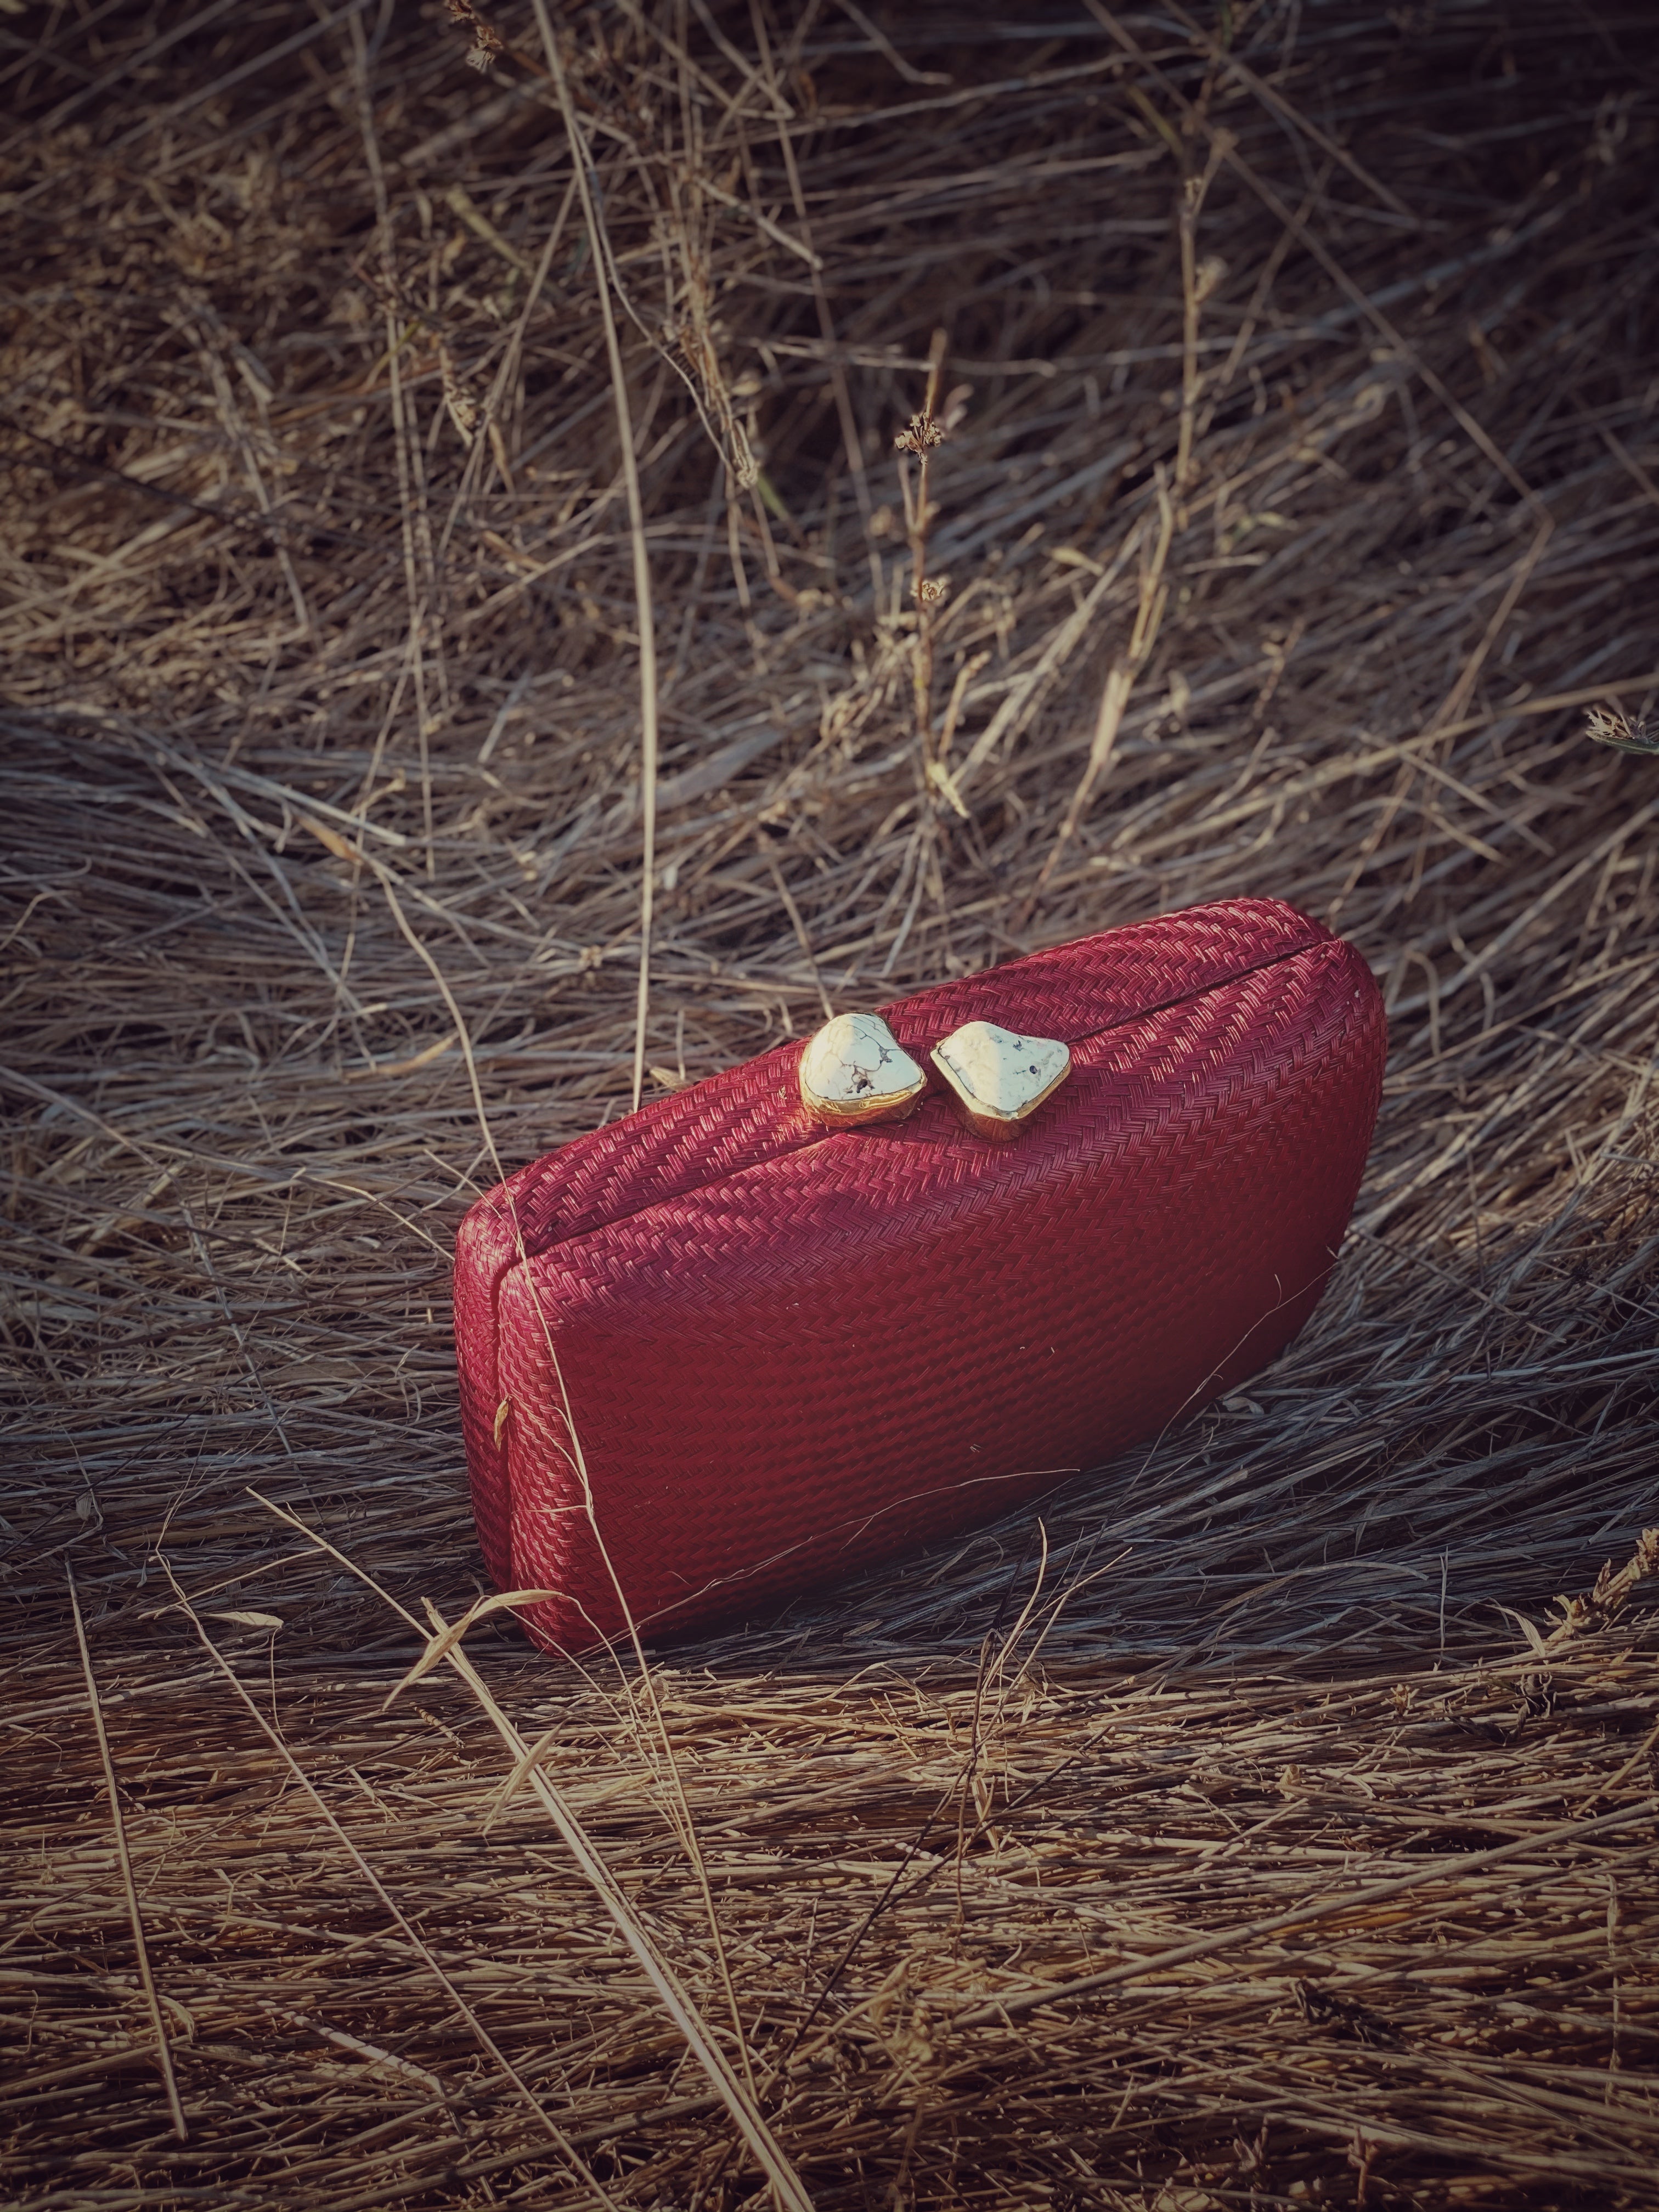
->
[[954, 1797, 1658, 2029], [351, 6, 438, 877], [424, 1605, 815, 2212], [528, 0, 661, 1115], [164, 1565, 617, 2205], [380, 1587, 571, 1706], [66, 1560, 188, 2141], [1029, 471, 1175, 903], [254, 1493, 795, 2196]]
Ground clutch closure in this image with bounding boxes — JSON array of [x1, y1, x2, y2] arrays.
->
[[930, 1020, 1071, 1141], [799, 1012, 927, 1128], [800, 1011, 1070, 1141]]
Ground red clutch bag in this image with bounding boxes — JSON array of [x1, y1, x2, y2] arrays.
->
[[453, 898, 1384, 1655]]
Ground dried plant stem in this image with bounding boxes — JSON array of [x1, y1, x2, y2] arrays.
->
[[163, 1560, 614, 2202], [743, 0, 881, 595], [300, 814, 505, 1187], [900, 331, 949, 762], [422, 1601, 815, 2212], [264, 1457, 783, 2193], [762, 842, 835, 1019], [1028, 119, 1216, 912], [351, 9, 439, 880], [937, 648, 990, 782], [909, 447, 935, 749], [66, 1560, 188, 2143], [956, 1793, 1659, 2031], [528, 0, 661, 1114], [1093, 0, 1544, 516], [1334, 518, 1557, 914], [1029, 472, 1176, 907], [1175, 137, 1228, 495]]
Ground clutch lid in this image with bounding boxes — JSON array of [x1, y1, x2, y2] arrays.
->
[[466, 898, 1340, 1267]]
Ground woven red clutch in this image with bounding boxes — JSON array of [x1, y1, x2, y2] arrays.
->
[[453, 898, 1384, 1655]]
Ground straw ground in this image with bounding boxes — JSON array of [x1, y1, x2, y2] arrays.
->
[[3, 3, 1659, 2205]]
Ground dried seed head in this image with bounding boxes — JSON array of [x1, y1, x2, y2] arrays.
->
[[439, 346, 477, 445], [1585, 704, 1659, 755], [913, 575, 949, 607], [445, 0, 503, 68], [1194, 253, 1228, 304], [894, 412, 945, 455]]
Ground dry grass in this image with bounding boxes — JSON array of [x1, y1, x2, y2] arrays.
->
[[4, 1, 1659, 2204]]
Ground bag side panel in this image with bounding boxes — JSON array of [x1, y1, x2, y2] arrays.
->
[[452, 1194, 521, 1589], [495, 1272, 612, 1650]]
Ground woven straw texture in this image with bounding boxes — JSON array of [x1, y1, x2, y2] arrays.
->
[[454, 898, 1385, 1653]]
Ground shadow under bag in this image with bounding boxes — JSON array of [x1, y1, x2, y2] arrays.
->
[[453, 896, 1386, 1655]]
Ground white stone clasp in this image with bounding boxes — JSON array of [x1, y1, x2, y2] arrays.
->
[[799, 1012, 928, 1130], [931, 1020, 1070, 1141]]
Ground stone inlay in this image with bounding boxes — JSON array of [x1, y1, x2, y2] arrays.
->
[[931, 1020, 1070, 1138], [799, 1012, 927, 1127]]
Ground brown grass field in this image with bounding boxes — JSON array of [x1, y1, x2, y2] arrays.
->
[[4, 2, 1659, 2204]]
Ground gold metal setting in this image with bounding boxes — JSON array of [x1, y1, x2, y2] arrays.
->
[[930, 1020, 1071, 1141], [799, 1013, 928, 1130]]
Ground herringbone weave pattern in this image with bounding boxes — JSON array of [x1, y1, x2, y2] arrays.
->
[[453, 900, 1385, 1654]]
